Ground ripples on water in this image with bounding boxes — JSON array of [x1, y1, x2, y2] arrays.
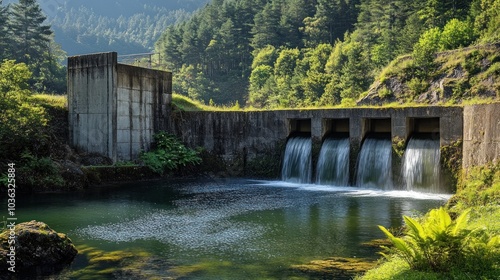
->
[[16, 179, 448, 278]]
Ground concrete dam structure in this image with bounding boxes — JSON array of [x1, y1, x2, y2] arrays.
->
[[68, 52, 500, 190], [68, 52, 172, 162], [167, 108, 464, 192]]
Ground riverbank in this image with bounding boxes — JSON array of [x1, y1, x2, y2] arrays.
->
[[357, 162, 500, 279]]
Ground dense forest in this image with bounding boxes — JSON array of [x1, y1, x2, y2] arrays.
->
[[4, 0, 209, 56], [0, 0, 66, 93], [154, 0, 500, 107]]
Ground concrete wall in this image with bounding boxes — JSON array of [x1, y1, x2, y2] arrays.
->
[[68, 52, 172, 162], [167, 106, 464, 178], [463, 103, 500, 170]]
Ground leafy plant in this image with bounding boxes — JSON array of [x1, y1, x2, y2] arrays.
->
[[17, 151, 65, 190], [379, 207, 500, 273], [0, 60, 49, 160], [450, 162, 500, 212], [140, 132, 201, 174], [407, 78, 429, 99]]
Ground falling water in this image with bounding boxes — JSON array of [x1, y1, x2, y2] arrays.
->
[[281, 136, 312, 183], [402, 135, 441, 193], [315, 137, 350, 186], [355, 136, 393, 189]]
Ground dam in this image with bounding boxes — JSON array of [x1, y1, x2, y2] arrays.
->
[[68, 52, 500, 191]]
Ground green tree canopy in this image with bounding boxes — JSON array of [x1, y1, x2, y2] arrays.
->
[[0, 60, 47, 158]]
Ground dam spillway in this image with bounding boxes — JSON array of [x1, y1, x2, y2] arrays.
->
[[281, 136, 312, 183], [355, 135, 393, 189], [402, 135, 441, 193], [315, 137, 350, 186], [68, 52, 498, 180]]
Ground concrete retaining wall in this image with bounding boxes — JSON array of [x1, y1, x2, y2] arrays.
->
[[463, 103, 500, 171], [68, 52, 498, 178], [68, 52, 172, 162], [167, 106, 464, 178]]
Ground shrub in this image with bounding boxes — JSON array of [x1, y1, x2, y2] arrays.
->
[[450, 162, 500, 211], [379, 207, 500, 274], [140, 132, 202, 174], [378, 87, 392, 99], [0, 60, 48, 160], [407, 78, 429, 99], [440, 19, 476, 51], [462, 50, 484, 75], [412, 28, 441, 72], [16, 151, 65, 191]]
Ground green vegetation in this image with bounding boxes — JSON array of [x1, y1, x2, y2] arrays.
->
[[360, 162, 500, 279], [172, 93, 244, 112], [155, 0, 500, 108], [0, 0, 66, 93], [449, 163, 500, 213], [140, 131, 202, 175], [0, 60, 74, 191], [31, 0, 207, 56], [0, 60, 48, 160]]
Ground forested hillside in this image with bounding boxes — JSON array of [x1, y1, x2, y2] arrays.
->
[[4, 0, 209, 55], [155, 0, 500, 107], [0, 0, 66, 93]]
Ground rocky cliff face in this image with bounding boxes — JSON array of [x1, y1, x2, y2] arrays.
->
[[358, 43, 500, 105]]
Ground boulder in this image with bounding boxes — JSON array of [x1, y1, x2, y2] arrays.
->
[[0, 221, 78, 275]]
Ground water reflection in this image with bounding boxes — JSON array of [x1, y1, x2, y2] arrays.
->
[[11, 179, 446, 279]]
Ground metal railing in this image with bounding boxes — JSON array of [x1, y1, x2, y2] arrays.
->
[[117, 52, 164, 69]]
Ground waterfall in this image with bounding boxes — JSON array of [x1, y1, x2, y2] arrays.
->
[[355, 136, 393, 189], [281, 136, 312, 183], [402, 135, 441, 193], [315, 137, 350, 186]]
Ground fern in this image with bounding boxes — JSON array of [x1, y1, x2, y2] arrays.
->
[[378, 207, 497, 272]]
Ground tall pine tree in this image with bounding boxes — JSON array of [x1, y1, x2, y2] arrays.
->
[[9, 0, 52, 66], [0, 0, 9, 60]]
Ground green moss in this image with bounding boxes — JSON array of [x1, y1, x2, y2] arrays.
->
[[31, 94, 67, 110], [169, 260, 234, 278], [292, 257, 378, 279], [378, 87, 392, 99], [392, 137, 406, 185], [246, 140, 286, 178], [440, 140, 462, 192], [68, 246, 164, 279], [448, 162, 500, 212], [358, 257, 445, 280]]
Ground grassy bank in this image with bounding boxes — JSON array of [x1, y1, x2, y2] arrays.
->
[[359, 163, 500, 279]]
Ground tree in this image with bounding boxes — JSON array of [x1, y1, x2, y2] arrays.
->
[[0, 0, 10, 60], [8, 0, 66, 93], [473, 0, 500, 42], [339, 40, 371, 100], [440, 18, 475, 50], [303, 0, 359, 46], [419, 0, 472, 28], [250, 0, 283, 50], [251, 45, 279, 69], [298, 44, 333, 104], [279, 0, 316, 48], [0, 60, 47, 159], [9, 0, 52, 66], [412, 27, 442, 70], [248, 64, 274, 107]]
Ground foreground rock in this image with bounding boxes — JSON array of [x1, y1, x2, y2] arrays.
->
[[0, 220, 78, 275]]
